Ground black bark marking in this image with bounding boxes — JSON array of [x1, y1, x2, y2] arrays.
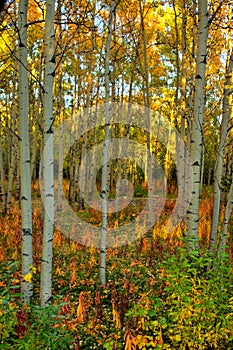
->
[[22, 228, 32, 236], [193, 161, 200, 166], [46, 126, 54, 134], [202, 55, 207, 64], [49, 55, 56, 63], [101, 190, 106, 199]]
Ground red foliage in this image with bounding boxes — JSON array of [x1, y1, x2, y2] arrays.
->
[[16, 307, 30, 339]]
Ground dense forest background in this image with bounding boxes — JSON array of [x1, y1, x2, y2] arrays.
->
[[0, 0, 233, 348]]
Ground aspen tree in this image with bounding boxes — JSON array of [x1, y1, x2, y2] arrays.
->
[[30, 59, 43, 182], [219, 171, 233, 255], [139, 0, 153, 227], [40, 0, 55, 307], [100, 0, 116, 286], [210, 50, 233, 253], [178, 0, 188, 221], [0, 117, 6, 214], [6, 80, 17, 213], [56, 0, 64, 212], [18, 0, 33, 301], [186, 0, 208, 250]]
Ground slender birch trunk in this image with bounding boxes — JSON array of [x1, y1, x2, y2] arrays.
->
[[57, 72, 64, 212], [172, 0, 186, 223], [100, 0, 115, 286], [186, 0, 208, 250], [210, 51, 233, 253], [40, 0, 55, 307], [177, 0, 188, 222], [218, 171, 233, 255], [139, 0, 153, 227], [18, 0, 33, 302], [6, 81, 17, 212], [56, 0, 64, 212], [16, 151, 21, 202], [200, 144, 205, 191], [31, 59, 43, 182], [68, 147, 75, 204], [0, 117, 6, 214]]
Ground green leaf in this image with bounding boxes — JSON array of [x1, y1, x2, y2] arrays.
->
[[148, 308, 156, 317]]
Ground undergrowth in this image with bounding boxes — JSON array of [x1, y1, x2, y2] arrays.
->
[[0, 196, 233, 349]]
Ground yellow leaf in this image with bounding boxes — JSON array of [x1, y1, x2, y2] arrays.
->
[[29, 266, 37, 274], [77, 292, 86, 322], [175, 334, 181, 341], [124, 329, 134, 350], [12, 250, 18, 260], [112, 301, 121, 328], [24, 273, 32, 283]]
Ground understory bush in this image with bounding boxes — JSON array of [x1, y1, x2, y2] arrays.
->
[[1, 242, 233, 349], [126, 246, 233, 349], [0, 261, 76, 349]]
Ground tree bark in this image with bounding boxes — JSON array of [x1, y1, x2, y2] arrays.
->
[[6, 81, 17, 213], [218, 171, 233, 255], [40, 0, 55, 307], [139, 0, 153, 227], [30, 57, 43, 182], [0, 117, 6, 214], [18, 0, 33, 302], [100, 0, 116, 286], [210, 50, 233, 253], [186, 0, 208, 250]]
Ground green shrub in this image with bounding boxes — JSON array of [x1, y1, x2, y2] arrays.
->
[[0, 261, 76, 349], [126, 246, 233, 349]]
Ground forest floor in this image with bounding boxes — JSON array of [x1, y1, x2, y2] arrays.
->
[[1, 187, 233, 349]]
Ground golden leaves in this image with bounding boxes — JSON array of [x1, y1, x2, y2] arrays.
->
[[124, 328, 136, 350], [23, 272, 32, 283], [112, 300, 121, 328], [23, 265, 36, 283], [77, 291, 86, 322]]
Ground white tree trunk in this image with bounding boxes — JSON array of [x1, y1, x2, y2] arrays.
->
[[139, 0, 153, 227], [6, 81, 17, 213], [186, 0, 208, 250], [18, 0, 33, 302], [31, 60, 43, 182], [218, 172, 233, 255], [40, 0, 55, 307], [210, 50, 233, 252], [56, 0, 64, 213], [57, 73, 64, 212], [100, 0, 115, 286], [176, 0, 187, 222], [0, 117, 6, 214]]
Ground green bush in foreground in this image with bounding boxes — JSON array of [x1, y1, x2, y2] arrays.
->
[[0, 261, 76, 349], [126, 247, 233, 349], [1, 244, 233, 350]]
